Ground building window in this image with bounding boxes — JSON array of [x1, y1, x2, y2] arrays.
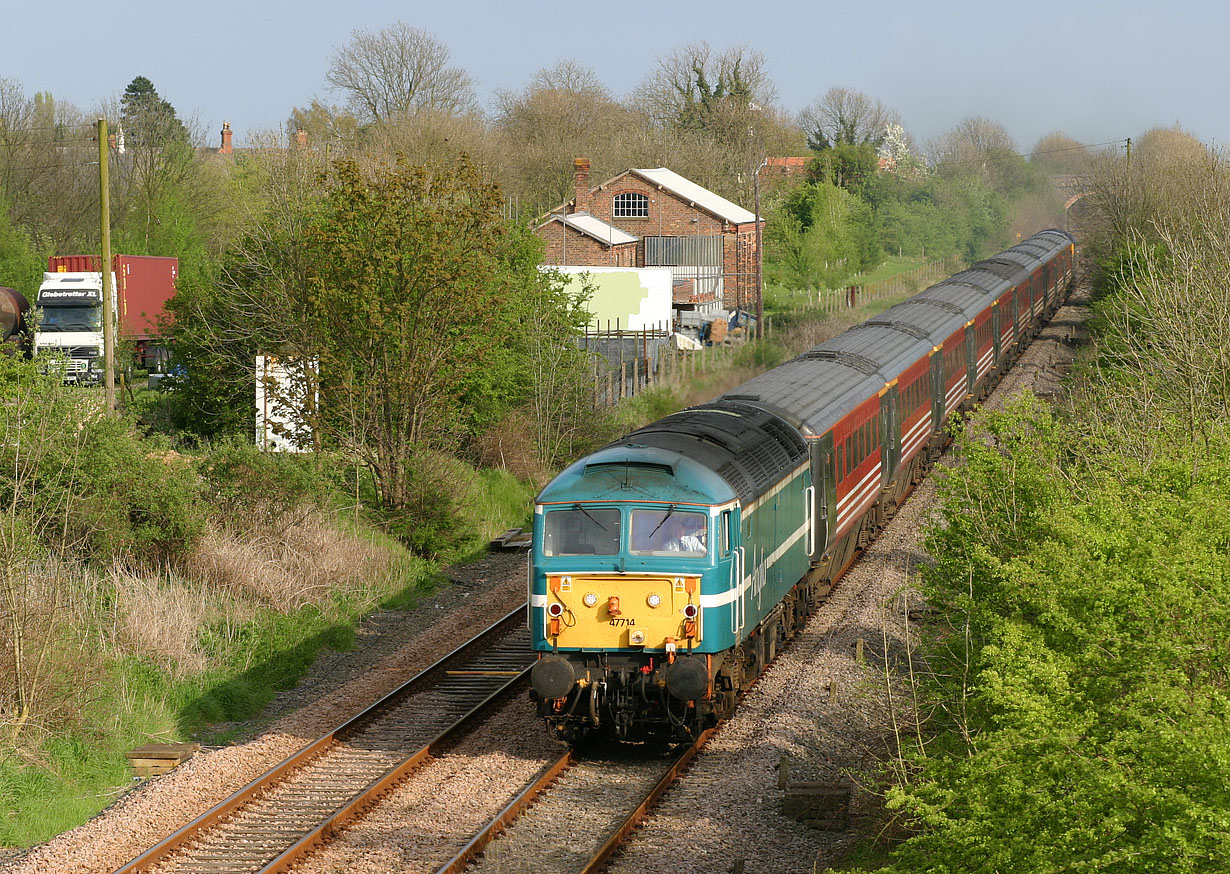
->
[[613, 192, 649, 218]]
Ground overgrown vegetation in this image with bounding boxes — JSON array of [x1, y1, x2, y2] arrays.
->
[[762, 131, 1061, 294], [844, 128, 1230, 873]]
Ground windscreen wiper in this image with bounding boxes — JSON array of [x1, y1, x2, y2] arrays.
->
[[647, 504, 676, 538], [574, 503, 608, 531]]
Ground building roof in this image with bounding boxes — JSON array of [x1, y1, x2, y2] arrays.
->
[[630, 167, 758, 225], [538, 212, 638, 246]]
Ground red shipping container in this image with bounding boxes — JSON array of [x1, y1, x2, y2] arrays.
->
[[48, 254, 177, 341]]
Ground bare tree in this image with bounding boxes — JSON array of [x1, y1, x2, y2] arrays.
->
[[633, 41, 777, 131], [929, 116, 1018, 168], [798, 86, 902, 151], [0, 79, 94, 251], [629, 42, 803, 204], [1029, 131, 1092, 175], [493, 60, 639, 207], [325, 22, 477, 122], [527, 59, 606, 94], [1132, 124, 1208, 171], [366, 108, 497, 174]]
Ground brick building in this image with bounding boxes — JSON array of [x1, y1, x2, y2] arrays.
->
[[537, 212, 638, 268], [535, 158, 764, 310]]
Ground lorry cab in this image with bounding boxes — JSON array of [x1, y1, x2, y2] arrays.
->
[[33, 271, 113, 384]]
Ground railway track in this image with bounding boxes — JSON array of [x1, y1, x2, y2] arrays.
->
[[438, 729, 715, 874], [114, 607, 533, 874]]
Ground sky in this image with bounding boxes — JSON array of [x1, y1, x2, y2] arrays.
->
[[7, 0, 1225, 157]]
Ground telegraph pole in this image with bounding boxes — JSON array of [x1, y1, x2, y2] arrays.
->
[[753, 158, 767, 341], [97, 117, 115, 412]]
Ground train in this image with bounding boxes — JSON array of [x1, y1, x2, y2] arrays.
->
[[528, 229, 1076, 742]]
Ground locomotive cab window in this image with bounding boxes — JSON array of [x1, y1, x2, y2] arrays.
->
[[543, 507, 620, 556], [630, 508, 708, 557]]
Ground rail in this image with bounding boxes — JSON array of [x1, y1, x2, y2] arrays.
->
[[113, 607, 532, 874]]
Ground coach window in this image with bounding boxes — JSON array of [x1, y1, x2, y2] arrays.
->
[[613, 192, 649, 218]]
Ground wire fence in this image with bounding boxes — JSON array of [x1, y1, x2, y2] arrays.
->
[[776, 256, 965, 316]]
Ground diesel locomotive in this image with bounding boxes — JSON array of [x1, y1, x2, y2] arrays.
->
[[529, 229, 1076, 742]]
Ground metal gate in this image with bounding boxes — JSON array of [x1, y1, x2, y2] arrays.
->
[[644, 235, 724, 307]]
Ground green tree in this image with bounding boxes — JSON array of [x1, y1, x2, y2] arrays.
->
[[871, 397, 1230, 874], [300, 154, 559, 510], [119, 76, 187, 148], [113, 76, 201, 253], [807, 142, 880, 198], [173, 152, 589, 514], [765, 178, 878, 288]]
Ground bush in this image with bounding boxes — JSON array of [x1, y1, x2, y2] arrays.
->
[[198, 438, 330, 531], [68, 418, 207, 565], [0, 356, 206, 567]]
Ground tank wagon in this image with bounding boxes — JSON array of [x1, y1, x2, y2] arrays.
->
[[529, 229, 1076, 742]]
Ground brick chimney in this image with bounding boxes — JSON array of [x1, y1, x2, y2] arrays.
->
[[294, 129, 308, 149], [218, 121, 233, 154], [573, 157, 591, 213]]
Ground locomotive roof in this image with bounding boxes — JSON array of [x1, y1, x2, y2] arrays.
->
[[621, 402, 808, 503], [538, 402, 809, 506], [537, 443, 737, 507]]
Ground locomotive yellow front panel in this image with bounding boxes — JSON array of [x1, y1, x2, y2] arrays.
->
[[546, 574, 702, 649]]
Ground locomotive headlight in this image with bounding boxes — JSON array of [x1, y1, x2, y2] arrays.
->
[[647, 593, 662, 608], [629, 630, 646, 645], [583, 592, 598, 608]]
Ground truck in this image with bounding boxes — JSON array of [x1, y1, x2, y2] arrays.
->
[[33, 254, 177, 384]]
